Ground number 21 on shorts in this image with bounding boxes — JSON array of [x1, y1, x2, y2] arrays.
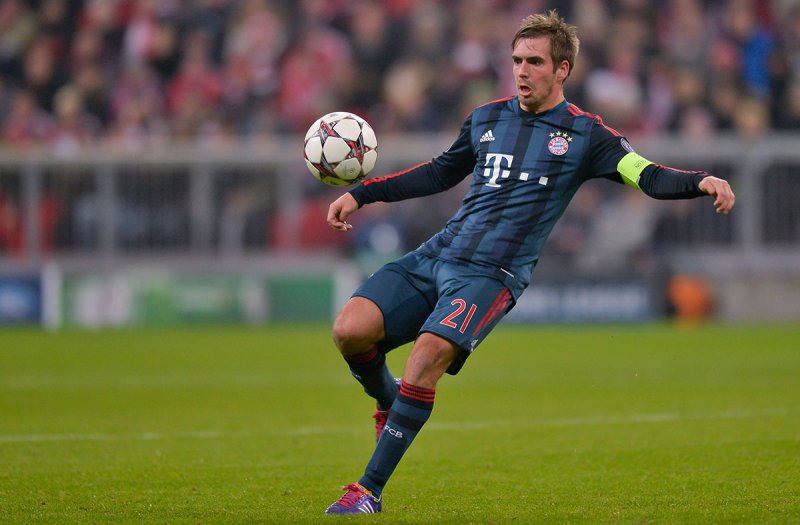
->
[[440, 299, 477, 334]]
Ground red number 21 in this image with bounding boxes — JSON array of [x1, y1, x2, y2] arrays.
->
[[440, 299, 478, 333]]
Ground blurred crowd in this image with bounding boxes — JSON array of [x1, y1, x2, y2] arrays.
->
[[1, 0, 800, 154], [2, 0, 800, 269]]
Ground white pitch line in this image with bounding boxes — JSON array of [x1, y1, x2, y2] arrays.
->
[[426, 407, 791, 431], [0, 408, 791, 445], [0, 430, 248, 444]]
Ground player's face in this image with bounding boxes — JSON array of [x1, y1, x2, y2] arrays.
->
[[512, 36, 568, 113]]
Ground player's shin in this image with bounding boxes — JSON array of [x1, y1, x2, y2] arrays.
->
[[344, 347, 399, 410], [358, 380, 435, 496]]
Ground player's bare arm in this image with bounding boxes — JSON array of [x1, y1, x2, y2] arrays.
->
[[698, 176, 736, 214], [327, 192, 359, 231]]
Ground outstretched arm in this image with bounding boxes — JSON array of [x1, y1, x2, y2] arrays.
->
[[627, 160, 736, 214], [326, 114, 477, 232], [586, 124, 736, 215]]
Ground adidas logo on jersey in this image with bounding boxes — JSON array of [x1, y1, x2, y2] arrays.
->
[[479, 130, 495, 143]]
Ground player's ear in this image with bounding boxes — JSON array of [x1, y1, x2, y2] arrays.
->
[[556, 60, 570, 82]]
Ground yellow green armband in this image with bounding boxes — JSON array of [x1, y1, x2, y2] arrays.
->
[[616, 152, 654, 190]]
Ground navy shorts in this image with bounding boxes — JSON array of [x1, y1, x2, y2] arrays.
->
[[352, 251, 515, 375]]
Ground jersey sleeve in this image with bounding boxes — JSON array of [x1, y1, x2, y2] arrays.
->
[[349, 116, 476, 207], [584, 123, 708, 199]]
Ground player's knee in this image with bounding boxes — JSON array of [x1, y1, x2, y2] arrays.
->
[[332, 312, 377, 356], [331, 314, 356, 353], [331, 298, 384, 356]]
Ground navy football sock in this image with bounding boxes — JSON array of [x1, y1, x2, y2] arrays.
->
[[345, 347, 398, 410], [359, 380, 435, 496]]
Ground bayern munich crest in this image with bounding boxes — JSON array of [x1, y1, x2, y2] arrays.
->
[[547, 131, 572, 155]]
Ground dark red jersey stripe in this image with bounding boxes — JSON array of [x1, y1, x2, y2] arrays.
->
[[362, 161, 431, 186], [460, 96, 514, 120], [483, 95, 515, 105], [472, 291, 505, 336], [485, 291, 511, 331], [492, 295, 511, 325], [473, 289, 509, 335], [655, 163, 706, 175], [473, 289, 511, 336], [568, 103, 622, 137], [489, 291, 511, 323]]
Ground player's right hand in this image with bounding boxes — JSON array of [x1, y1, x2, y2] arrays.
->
[[327, 192, 359, 231]]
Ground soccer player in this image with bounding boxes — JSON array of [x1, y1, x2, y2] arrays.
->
[[323, 10, 735, 515]]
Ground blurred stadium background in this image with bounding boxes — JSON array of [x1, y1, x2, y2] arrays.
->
[[1, 0, 799, 328]]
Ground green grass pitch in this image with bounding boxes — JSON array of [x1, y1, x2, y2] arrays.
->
[[1, 324, 799, 524]]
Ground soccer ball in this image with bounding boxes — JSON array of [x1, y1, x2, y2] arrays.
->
[[303, 112, 378, 186]]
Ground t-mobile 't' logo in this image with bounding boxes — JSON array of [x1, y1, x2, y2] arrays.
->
[[483, 153, 514, 187]]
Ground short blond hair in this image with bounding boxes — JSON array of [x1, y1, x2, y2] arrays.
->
[[512, 10, 579, 78]]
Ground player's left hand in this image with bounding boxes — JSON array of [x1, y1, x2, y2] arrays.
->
[[698, 176, 735, 214]]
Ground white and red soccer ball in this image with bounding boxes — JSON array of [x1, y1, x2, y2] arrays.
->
[[303, 112, 378, 186]]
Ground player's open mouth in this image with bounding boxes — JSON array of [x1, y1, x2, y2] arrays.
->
[[518, 85, 532, 96]]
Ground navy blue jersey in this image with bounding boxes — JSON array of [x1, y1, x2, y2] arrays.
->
[[350, 97, 707, 298]]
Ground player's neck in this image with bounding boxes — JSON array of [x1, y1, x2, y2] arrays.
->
[[519, 94, 565, 114]]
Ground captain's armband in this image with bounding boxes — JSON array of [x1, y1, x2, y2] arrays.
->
[[616, 152, 654, 190]]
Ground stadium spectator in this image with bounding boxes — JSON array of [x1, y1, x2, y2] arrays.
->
[[341, 0, 398, 113], [107, 63, 167, 150], [223, 0, 287, 103], [721, 0, 776, 98], [584, 36, 646, 133], [708, 76, 743, 131], [2, 89, 54, 147], [166, 29, 223, 138], [48, 83, 102, 155], [0, 0, 38, 77], [380, 58, 436, 132], [666, 65, 708, 132], [732, 94, 771, 138], [657, 0, 711, 71], [71, 61, 112, 126], [21, 35, 68, 113], [276, 25, 352, 132]]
